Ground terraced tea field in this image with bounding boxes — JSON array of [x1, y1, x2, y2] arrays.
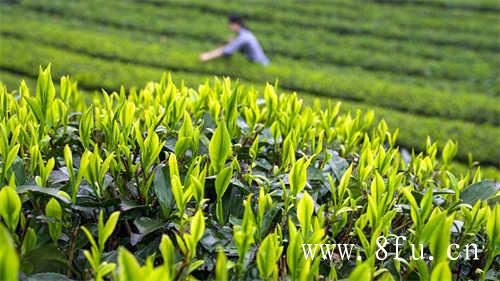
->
[[1, 0, 499, 178], [1, 1, 500, 280]]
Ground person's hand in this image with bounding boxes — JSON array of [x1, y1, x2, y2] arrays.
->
[[200, 48, 223, 62], [200, 52, 211, 62]]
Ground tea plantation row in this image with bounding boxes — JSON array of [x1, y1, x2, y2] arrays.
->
[[3, 5, 493, 97], [24, 0, 500, 53], [13, 0, 500, 96], [1, 23, 499, 126]]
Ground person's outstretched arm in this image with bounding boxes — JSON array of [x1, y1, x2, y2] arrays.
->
[[200, 47, 224, 62], [200, 36, 244, 62]]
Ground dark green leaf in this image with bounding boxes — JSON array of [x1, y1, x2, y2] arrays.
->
[[153, 165, 174, 216], [131, 217, 166, 246], [22, 244, 67, 274], [17, 185, 71, 205], [26, 272, 75, 281], [460, 180, 499, 205]]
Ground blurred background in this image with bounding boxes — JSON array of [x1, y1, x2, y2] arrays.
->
[[0, 0, 499, 178]]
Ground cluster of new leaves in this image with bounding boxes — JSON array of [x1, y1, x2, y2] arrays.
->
[[0, 67, 498, 281]]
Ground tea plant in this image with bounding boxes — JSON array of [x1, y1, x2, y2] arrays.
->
[[0, 67, 498, 280]]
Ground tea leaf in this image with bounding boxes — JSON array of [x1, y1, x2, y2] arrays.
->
[[347, 261, 371, 281], [0, 185, 21, 231], [21, 227, 38, 255], [101, 211, 120, 250], [209, 121, 232, 173], [79, 106, 94, 150], [118, 247, 143, 281], [45, 198, 62, 242], [297, 191, 314, 236], [191, 209, 205, 244], [460, 180, 499, 206], [430, 262, 451, 281], [160, 235, 176, 279], [257, 233, 281, 280], [215, 248, 227, 281], [0, 225, 19, 281], [486, 205, 499, 251], [289, 157, 311, 197], [215, 165, 233, 201]]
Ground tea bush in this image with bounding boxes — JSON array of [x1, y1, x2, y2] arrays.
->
[[0, 67, 498, 280]]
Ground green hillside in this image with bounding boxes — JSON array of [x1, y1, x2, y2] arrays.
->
[[0, 0, 499, 178]]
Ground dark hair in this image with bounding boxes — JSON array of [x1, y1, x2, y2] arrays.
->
[[228, 14, 244, 26]]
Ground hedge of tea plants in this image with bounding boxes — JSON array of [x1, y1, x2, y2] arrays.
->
[[2, 14, 500, 127], [0, 67, 499, 280], [9, 0, 499, 96]]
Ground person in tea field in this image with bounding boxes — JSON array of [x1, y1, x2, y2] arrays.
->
[[200, 14, 270, 65]]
